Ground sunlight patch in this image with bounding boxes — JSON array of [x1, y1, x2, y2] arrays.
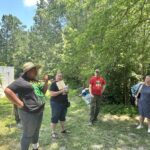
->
[[91, 144, 103, 149], [50, 142, 59, 149], [102, 114, 131, 121]]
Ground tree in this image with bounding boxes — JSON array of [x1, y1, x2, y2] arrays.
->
[[0, 15, 28, 77], [1, 0, 149, 104]]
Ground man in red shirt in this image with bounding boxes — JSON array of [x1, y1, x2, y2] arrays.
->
[[89, 69, 106, 125]]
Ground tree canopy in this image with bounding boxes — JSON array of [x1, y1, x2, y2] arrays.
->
[[0, 0, 150, 104]]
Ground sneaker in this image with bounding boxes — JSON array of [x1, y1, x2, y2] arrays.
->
[[32, 143, 39, 150], [17, 123, 22, 129], [148, 128, 150, 133], [136, 125, 144, 129], [88, 122, 93, 126], [51, 132, 59, 139]]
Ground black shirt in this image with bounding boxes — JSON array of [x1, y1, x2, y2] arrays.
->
[[7, 75, 46, 113], [50, 81, 68, 104]]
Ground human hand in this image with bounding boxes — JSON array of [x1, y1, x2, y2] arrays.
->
[[64, 86, 69, 93], [18, 101, 24, 108], [60, 88, 66, 93], [60, 87, 68, 95], [90, 94, 94, 97]]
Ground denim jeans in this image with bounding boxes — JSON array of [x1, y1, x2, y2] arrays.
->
[[19, 109, 43, 150]]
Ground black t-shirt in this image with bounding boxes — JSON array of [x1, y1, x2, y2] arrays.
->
[[50, 81, 68, 104], [7, 75, 46, 113]]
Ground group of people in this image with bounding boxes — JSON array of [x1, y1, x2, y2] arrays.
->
[[4, 61, 150, 150]]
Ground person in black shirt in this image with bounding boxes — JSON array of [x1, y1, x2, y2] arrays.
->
[[4, 62, 49, 150], [50, 72, 69, 139]]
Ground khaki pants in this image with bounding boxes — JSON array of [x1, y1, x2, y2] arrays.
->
[[90, 95, 102, 122]]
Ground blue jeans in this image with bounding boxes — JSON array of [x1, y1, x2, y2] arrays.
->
[[50, 101, 67, 123], [82, 94, 91, 105], [19, 109, 43, 150]]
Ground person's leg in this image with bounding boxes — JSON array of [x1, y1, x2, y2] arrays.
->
[[21, 136, 32, 150], [60, 121, 65, 132], [147, 118, 150, 128], [137, 115, 145, 129], [94, 96, 101, 121], [32, 111, 43, 149], [19, 110, 37, 150], [51, 123, 57, 133], [60, 105, 67, 132], [139, 116, 145, 125], [89, 96, 96, 124], [50, 101, 60, 138], [147, 118, 150, 133]]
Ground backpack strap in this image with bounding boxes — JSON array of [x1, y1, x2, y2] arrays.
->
[[135, 84, 144, 105], [136, 84, 144, 97]]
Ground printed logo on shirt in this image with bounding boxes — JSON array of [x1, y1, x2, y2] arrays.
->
[[30, 81, 46, 104], [96, 81, 102, 87]]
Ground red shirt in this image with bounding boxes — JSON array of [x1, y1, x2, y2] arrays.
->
[[89, 76, 106, 96]]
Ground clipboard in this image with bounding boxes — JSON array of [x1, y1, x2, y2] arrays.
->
[[56, 80, 66, 90]]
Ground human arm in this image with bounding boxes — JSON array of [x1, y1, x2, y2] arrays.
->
[[50, 81, 66, 97], [41, 75, 49, 94], [101, 78, 106, 94], [4, 88, 24, 108], [89, 84, 94, 97], [50, 89, 66, 97], [102, 85, 106, 93]]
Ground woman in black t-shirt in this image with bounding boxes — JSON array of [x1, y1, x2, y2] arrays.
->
[[49, 72, 69, 139]]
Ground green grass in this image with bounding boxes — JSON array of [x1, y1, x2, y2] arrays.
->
[[0, 95, 150, 150]]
